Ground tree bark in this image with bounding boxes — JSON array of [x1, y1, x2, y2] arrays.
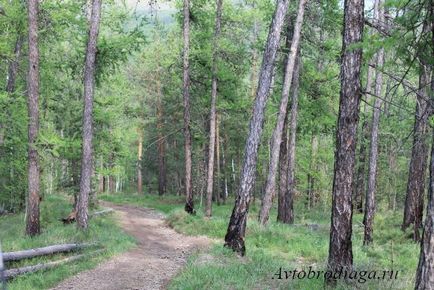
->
[[98, 156, 104, 193], [277, 110, 289, 222], [137, 129, 143, 194], [306, 134, 318, 209], [223, 0, 290, 255], [353, 43, 375, 215], [4, 250, 103, 280], [415, 8, 434, 288], [183, 0, 194, 214], [362, 0, 384, 246], [156, 78, 166, 196], [205, 0, 223, 217], [402, 18, 432, 237], [258, 0, 307, 226], [250, 18, 259, 99], [77, 0, 102, 230], [326, 0, 364, 283], [215, 114, 222, 205], [3, 244, 92, 262], [416, 113, 434, 290], [6, 35, 24, 93], [25, 0, 41, 237], [221, 131, 228, 203], [277, 52, 301, 224]]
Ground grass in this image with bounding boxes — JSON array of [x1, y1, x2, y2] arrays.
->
[[0, 194, 136, 290], [101, 192, 419, 290]]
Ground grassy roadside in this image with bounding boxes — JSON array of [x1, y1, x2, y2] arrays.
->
[[101, 192, 419, 290], [1, 194, 135, 290]]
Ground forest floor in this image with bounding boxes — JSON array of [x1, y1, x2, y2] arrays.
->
[[50, 202, 211, 290], [100, 193, 419, 290], [2, 193, 419, 289]]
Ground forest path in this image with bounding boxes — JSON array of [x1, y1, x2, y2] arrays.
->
[[51, 201, 211, 290]]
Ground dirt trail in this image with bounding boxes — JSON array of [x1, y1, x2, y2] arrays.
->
[[51, 202, 211, 290]]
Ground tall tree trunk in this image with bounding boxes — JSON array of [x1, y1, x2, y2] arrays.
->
[[89, 159, 98, 208], [223, 0, 290, 255], [388, 142, 398, 211], [183, 0, 194, 214], [250, 19, 259, 99], [402, 19, 432, 236], [157, 79, 166, 196], [109, 153, 115, 193], [98, 156, 104, 193], [6, 35, 24, 93], [277, 52, 301, 224], [326, 0, 364, 283], [416, 130, 434, 288], [137, 129, 143, 194], [258, 0, 307, 225], [215, 114, 221, 205], [72, 158, 80, 209], [415, 12, 434, 282], [221, 131, 228, 204], [25, 0, 40, 237], [306, 134, 318, 209], [362, 0, 384, 246], [353, 64, 374, 213], [205, 0, 223, 217], [277, 111, 289, 222], [77, 0, 102, 229], [173, 138, 183, 196]]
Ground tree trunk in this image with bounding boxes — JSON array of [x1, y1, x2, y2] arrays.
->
[[416, 83, 434, 288], [354, 64, 374, 213], [156, 95, 166, 196], [4, 253, 91, 280], [205, 0, 223, 217], [25, 0, 41, 237], [326, 0, 364, 283], [3, 244, 92, 262], [6, 35, 24, 93], [277, 52, 301, 224], [183, 0, 194, 214], [137, 129, 143, 194], [402, 18, 432, 237], [157, 133, 166, 196], [173, 138, 183, 196], [77, 0, 102, 230], [258, 0, 307, 226], [306, 134, 318, 209], [250, 19, 259, 99], [277, 113, 289, 222], [363, 0, 384, 246], [415, 13, 434, 286], [215, 114, 222, 205], [98, 156, 104, 193], [221, 131, 228, 204], [109, 176, 115, 193], [223, 0, 290, 255]]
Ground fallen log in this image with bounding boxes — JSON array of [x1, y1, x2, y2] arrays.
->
[[0, 243, 5, 288], [3, 243, 93, 262], [4, 248, 104, 280]]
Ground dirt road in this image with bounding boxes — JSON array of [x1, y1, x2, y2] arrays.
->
[[51, 202, 210, 290]]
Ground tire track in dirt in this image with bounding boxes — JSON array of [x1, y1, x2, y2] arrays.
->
[[51, 202, 211, 290]]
